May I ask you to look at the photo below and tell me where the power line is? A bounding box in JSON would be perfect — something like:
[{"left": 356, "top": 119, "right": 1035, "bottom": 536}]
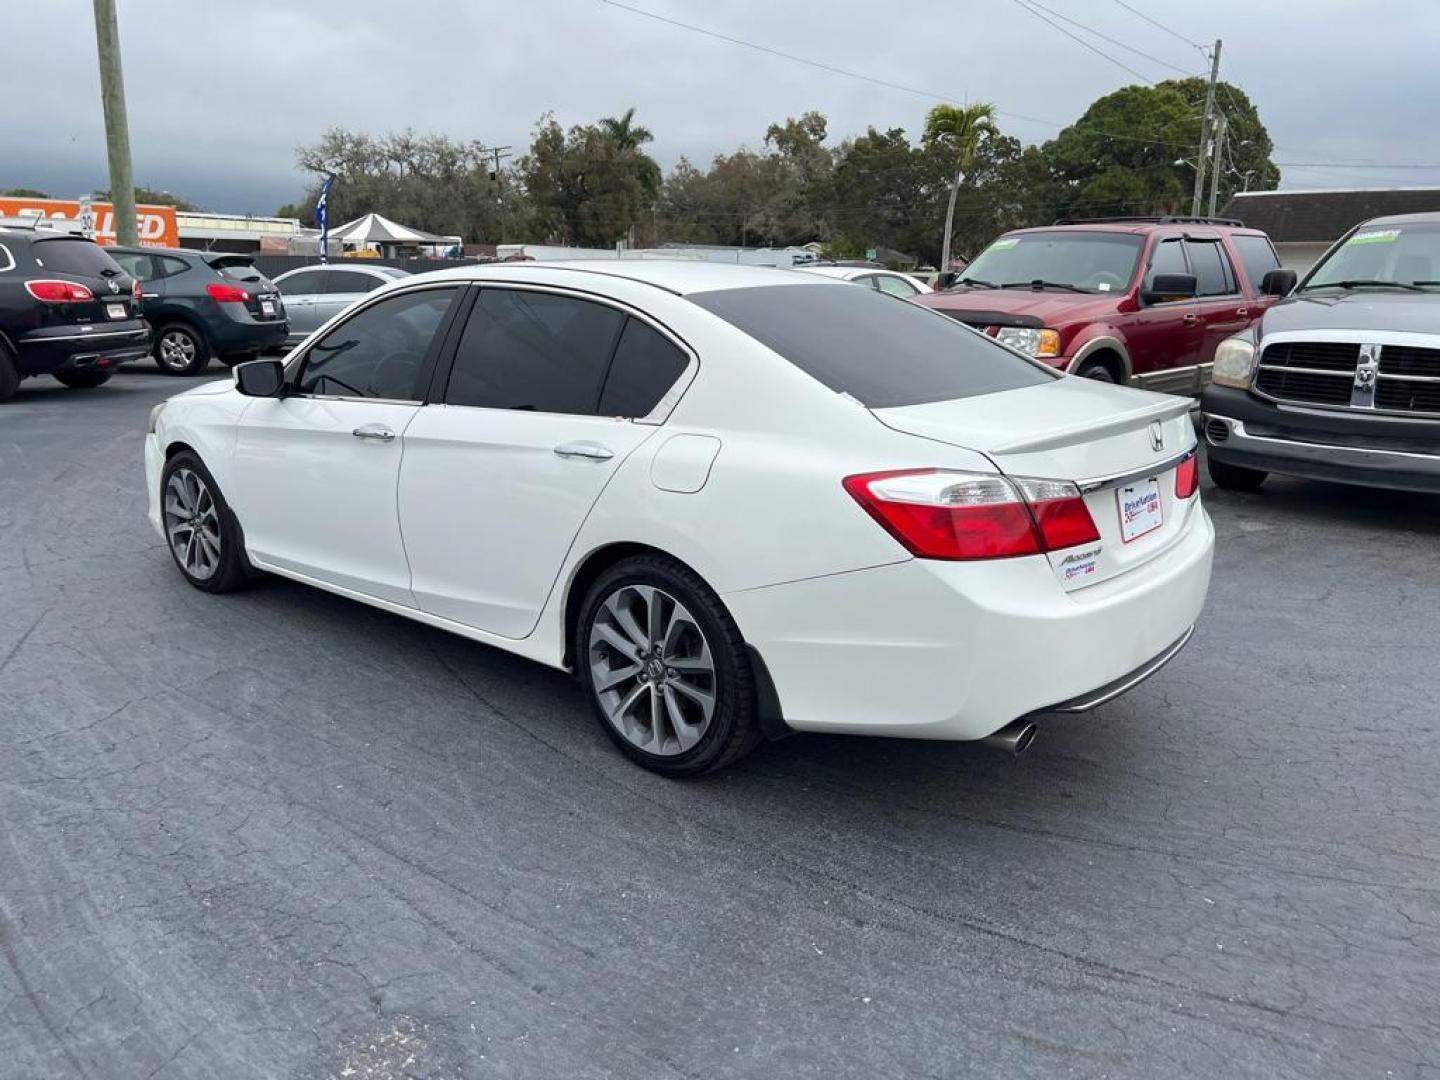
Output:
[
  {"left": 1019, "top": 0, "right": 1199, "bottom": 77},
  {"left": 1009, "top": 0, "right": 1155, "bottom": 84},
  {"left": 1110, "top": 0, "right": 1206, "bottom": 52}
]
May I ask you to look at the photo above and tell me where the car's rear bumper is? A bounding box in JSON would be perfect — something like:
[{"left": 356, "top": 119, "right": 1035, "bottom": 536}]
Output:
[
  {"left": 209, "top": 306, "right": 289, "bottom": 357},
  {"left": 1201, "top": 385, "right": 1440, "bottom": 493},
  {"left": 725, "top": 503, "right": 1214, "bottom": 741},
  {"left": 15, "top": 321, "right": 152, "bottom": 375}
]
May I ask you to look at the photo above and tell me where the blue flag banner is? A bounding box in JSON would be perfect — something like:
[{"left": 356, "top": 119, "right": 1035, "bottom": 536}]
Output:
[{"left": 316, "top": 174, "right": 335, "bottom": 264}]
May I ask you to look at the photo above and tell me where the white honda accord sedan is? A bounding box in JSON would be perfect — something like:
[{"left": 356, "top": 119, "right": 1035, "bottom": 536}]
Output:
[{"left": 144, "top": 260, "right": 1213, "bottom": 776}]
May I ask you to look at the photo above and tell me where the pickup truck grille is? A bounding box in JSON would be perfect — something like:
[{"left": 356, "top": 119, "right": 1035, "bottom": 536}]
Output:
[{"left": 1254, "top": 341, "right": 1440, "bottom": 416}]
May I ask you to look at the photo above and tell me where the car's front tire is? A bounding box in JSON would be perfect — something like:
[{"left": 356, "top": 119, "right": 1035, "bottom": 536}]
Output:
[
  {"left": 54, "top": 369, "right": 113, "bottom": 389},
  {"left": 155, "top": 323, "right": 211, "bottom": 376},
  {"left": 159, "top": 451, "right": 253, "bottom": 593},
  {"left": 1207, "top": 456, "right": 1268, "bottom": 492},
  {"left": 577, "top": 555, "right": 761, "bottom": 777}
]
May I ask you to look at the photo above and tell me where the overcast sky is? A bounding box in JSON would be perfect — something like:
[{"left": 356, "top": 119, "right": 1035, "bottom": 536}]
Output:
[{"left": 5, "top": 0, "right": 1440, "bottom": 215}]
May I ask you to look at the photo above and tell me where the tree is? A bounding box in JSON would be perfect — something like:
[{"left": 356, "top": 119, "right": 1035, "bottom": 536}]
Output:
[
  {"left": 923, "top": 103, "right": 997, "bottom": 270},
  {"left": 1, "top": 187, "right": 50, "bottom": 198},
  {"left": 519, "top": 112, "right": 659, "bottom": 247},
  {"left": 95, "top": 185, "right": 201, "bottom": 210}
]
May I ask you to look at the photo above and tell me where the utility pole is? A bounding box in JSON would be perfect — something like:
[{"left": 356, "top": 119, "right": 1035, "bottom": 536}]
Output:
[
  {"left": 1207, "top": 113, "right": 1228, "bottom": 217},
  {"left": 92, "top": 0, "right": 137, "bottom": 245},
  {"left": 1190, "top": 38, "right": 1222, "bottom": 218}
]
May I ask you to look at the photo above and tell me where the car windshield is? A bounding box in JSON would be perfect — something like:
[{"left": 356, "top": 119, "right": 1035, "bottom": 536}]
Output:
[
  {"left": 690, "top": 283, "right": 1056, "bottom": 409},
  {"left": 1303, "top": 222, "right": 1440, "bottom": 289},
  {"left": 957, "top": 232, "right": 1143, "bottom": 294}
]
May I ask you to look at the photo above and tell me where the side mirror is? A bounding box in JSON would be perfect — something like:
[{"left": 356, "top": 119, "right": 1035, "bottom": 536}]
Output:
[
  {"left": 234, "top": 358, "right": 285, "bottom": 398},
  {"left": 1142, "top": 273, "right": 1198, "bottom": 304},
  {"left": 1261, "top": 268, "right": 1298, "bottom": 297}
]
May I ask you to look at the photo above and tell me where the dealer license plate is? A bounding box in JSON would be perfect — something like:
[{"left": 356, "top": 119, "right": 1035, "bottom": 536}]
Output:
[
  {"left": 106, "top": 302, "right": 128, "bottom": 320},
  {"left": 260, "top": 298, "right": 276, "bottom": 317},
  {"left": 1117, "top": 478, "right": 1163, "bottom": 543}
]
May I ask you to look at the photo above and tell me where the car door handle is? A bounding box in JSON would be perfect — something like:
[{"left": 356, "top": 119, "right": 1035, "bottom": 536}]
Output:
[
  {"left": 1235, "top": 307, "right": 1249, "bottom": 317},
  {"left": 554, "top": 441, "right": 614, "bottom": 461},
  {"left": 352, "top": 424, "right": 395, "bottom": 442},
  {"left": 1182, "top": 312, "right": 1198, "bottom": 324}
]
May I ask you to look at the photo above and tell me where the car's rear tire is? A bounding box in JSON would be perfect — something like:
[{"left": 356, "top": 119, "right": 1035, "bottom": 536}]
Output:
[
  {"left": 159, "top": 451, "right": 252, "bottom": 593},
  {"left": 1075, "top": 360, "right": 1118, "bottom": 383},
  {"left": 0, "top": 346, "right": 18, "bottom": 403},
  {"left": 155, "top": 323, "right": 211, "bottom": 376},
  {"left": 54, "top": 369, "right": 113, "bottom": 389},
  {"left": 1207, "top": 456, "right": 1268, "bottom": 492},
  {"left": 577, "top": 554, "right": 761, "bottom": 777}
]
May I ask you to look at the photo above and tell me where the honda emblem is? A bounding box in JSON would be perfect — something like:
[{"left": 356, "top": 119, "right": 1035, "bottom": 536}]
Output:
[{"left": 1149, "top": 421, "right": 1164, "bottom": 452}]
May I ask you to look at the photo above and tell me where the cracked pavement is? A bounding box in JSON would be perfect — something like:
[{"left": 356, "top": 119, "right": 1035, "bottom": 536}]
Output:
[{"left": 0, "top": 370, "right": 1436, "bottom": 1079}]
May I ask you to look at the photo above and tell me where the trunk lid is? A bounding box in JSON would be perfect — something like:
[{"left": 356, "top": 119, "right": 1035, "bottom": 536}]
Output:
[{"left": 873, "top": 378, "right": 1200, "bottom": 590}]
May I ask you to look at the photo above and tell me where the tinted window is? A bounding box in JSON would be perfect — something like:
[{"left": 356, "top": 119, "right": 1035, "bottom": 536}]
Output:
[
  {"left": 158, "top": 256, "right": 190, "bottom": 278},
  {"left": 108, "top": 251, "right": 154, "bottom": 280},
  {"left": 326, "top": 270, "right": 382, "bottom": 295},
  {"left": 445, "top": 288, "right": 624, "bottom": 414},
  {"left": 0, "top": 244, "right": 13, "bottom": 273},
  {"left": 215, "top": 259, "right": 263, "bottom": 283},
  {"left": 876, "top": 274, "right": 920, "bottom": 297},
  {"left": 297, "top": 287, "right": 456, "bottom": 400},
  {"left": 1144, "top": 238, "right": 1188, "bottom": 293},
  {"left": 691, "top": 283, "right": 1055, "bottom": 409},
  {"left": 279, "top": 270, "right": 326, "bottom": 295},
  {"left": 1185, "top": 239, "right": 1235, "bottom": 296},
  {"left": 32, "top": 238, "right": 120, "bottom": 277},
  {"left": 1232, "top": 234, "right": 1280, "bottom": 288},
  {"left": 599, "top": 318, "right": 689, "bottom": 418}
]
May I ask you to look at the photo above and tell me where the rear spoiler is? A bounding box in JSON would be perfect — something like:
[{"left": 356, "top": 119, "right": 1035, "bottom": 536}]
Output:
[{"left": 986, "top": 395, "right": 1193, "bottom": 455}]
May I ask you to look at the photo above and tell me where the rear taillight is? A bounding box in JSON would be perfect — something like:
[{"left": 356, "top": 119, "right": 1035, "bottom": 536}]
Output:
[
  {"left": 25, "top": 279, "right": 94, "bottom": 303},
  {"left": 843, "top": 469, "right": 1100, "bottom": 560},
  {"left": 1174, "top": 453, "right": 1199, "bottom": 499},
  {"left": 206, "top": 282, "right": 250, "bottom": 303}
]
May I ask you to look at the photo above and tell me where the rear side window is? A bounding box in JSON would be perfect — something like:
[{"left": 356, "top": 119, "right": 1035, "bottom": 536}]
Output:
[
  {"left": 297, "top": 287, "right": 457, "bottom": 400},
  {"left": 31, "top": 238, "right": 120, "bottom": 277},
  {"left": 0, "top": 244, "right": 13, "bottom": 273},
  {"left": 876, "top": 274, "right": 920, "bottom": 298},
  {"left": 599, "top": 318, "right": 689, "bottom": 418},
  {"left": 690, "top": 283, "right": 1054, "bottom": 409},
  {"left": 1232, "top": 234, "right": 1281, "bottom": 288},
  {"left": 158, "top": 256, "right": 190, "bottom": 278},
  {"left": 444, "top": 288, "right": 624, "bottom": 414},
  {"left": 1184, "top": 239, "right": 1237, "bottom": 296},
  {"left": 326, "top": 270, "right": 381, "bottom": 294}
]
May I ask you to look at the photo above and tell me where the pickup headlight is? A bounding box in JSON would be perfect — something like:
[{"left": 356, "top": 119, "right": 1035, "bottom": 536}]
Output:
[
  {"left": 147, "top": 401, "right": 166, "bottom": 434},
  {"left": 996, "top": 327, "right": 1062, "bottom": 358},
  {"left": 1212, "top": 336, "right": 1258, "bottom": 388}
]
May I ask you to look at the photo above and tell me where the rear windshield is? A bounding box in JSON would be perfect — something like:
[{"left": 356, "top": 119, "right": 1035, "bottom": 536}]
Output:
[
  {"left": 209, "top": 256, "right": 265, "bottom": 283},
  {"left": 690, "top": 283, "right": 1056, "bottom": 409},
  {"left": 31, "top": 237, "right": 122, "bottom": 278}
]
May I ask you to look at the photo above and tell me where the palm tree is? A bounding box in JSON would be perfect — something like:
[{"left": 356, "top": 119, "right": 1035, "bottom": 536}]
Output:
[
  {"left": 599, "top": 107, "right": 654, "bottom": 152},
  {"left": 923, "top": 102, "right": 997, "bottom": 271}
]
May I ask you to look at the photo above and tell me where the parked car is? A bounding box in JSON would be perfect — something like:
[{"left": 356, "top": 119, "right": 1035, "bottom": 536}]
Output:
[
  {"left": 144, "top": 262, "right": 1212, "bottom": 776},
  {"left": 106, "top": 246, "right": 288, "bottom": 375},
  {"left": 1201, "top": 210, "right": 1440, "bottom": 492},
  {"left": 919, "top": 216, "right": 1291, "bottom": 394},
  {"left": 0, "top": 224, "right": 150, "bottom": 402},
  {"left": 271, "top": 264, "right": 411, "bottom": 346},
  {"left": 797, "top": 264, "right": 933, "bottom": 297}
]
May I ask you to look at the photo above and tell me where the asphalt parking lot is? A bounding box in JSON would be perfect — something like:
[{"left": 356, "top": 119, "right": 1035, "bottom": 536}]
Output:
[{"left": 1, "top": 369, "right": 1436, "bottom": 1080}]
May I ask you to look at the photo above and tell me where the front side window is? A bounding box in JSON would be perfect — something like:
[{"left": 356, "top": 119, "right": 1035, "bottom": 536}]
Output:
[
  {"left": 444, "top": 288, "right": 624, "bottom": 414},
  {"left": 960, "top": 232, "right": 1144, "bottom": 293},
  {"left": 326, "top": 270, "right": 382, "bottom": 295},
  {"left": 1184, "top": 239, "right": 1237, "bottom": 296},
  {"left": 108, "top": 251, "right": 154, "bottom": 280},
  {"left": 1232, "top": 234, "right": 1281, "bottom": 288},
  {"left": 1304, "top": 222, "right": 1440, "bottom": 289},
  {"left": 1143, "top": 238, "right": 1189, "bottom": 296},
  {"left": 296, "top": 287, "right": 457, "bottom": 400},
  {"left": 691, "top": 283, "right": 1055, "bottom": 409},
  {"left": 599, "top": 318, "right": 690, "bottom": 418}
]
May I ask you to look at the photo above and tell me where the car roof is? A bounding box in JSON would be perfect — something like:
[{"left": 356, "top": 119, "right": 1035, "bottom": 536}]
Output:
[
  {"left": 1356, "top": 211, "right": 1440, "bottom": 227},
  {"left": 403, "top": 259, "right": 833, "bottom": 297},
  {"left": 998, "top": 222, "right": 1269, "bottom": 238}
]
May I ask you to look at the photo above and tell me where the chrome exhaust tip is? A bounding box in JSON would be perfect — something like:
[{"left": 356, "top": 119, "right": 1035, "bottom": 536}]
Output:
[{"left": 979, "top": 719, "right": 1038, "bottom": 755}]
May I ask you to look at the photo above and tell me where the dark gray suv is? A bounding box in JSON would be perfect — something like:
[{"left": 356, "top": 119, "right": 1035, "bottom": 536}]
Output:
[{"left": 107, "top": 246, "right": 288, "bottom": 375}]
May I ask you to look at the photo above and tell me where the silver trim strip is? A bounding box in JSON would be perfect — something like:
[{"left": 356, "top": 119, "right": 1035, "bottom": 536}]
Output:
[
  {"left": 1257, "top": 363, "right": 1355, "bottom": 377},
  {"left": 18, "top": 327, "right": 146, "bottom": 344},
  {"left": 1076, "top": 447, "right": 1194, "bottom": 493},
  {"left": 1377, "top": 371, "right": 1440, "bottom": 383},
  {"left": 1041, "top": 625, "right": 1195, "bottom": 715},
  {"left": 1205, "top": 416, "right": 1440, "bottom": 471}
]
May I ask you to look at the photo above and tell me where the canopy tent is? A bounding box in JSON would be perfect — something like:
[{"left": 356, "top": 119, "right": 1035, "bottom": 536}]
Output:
[{"left": 326, "top": 212, "right": 456, "bottom": 248}]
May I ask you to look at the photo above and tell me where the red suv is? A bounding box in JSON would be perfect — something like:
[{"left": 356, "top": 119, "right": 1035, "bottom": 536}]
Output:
[{"left": 919, "top": 217, "right": 1293, "bottom": 393}]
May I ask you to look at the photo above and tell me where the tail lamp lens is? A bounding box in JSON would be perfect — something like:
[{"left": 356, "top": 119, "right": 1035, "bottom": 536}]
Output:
[
  {"left": 843, "top": 469, "right": 1099, "bottom": 560},
  {"left": 1175, "top": 453, "right": 1199, "bottom": 499},
  {"left": 206, "top": 282, "right": 251, "bottom": 303},
  {"left": 25, "top": 279, "right": 94, "bottom": 302}
]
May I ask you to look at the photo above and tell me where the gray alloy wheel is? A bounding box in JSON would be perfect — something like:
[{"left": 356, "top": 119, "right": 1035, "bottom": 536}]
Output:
[
  {"left": 157, "top": 327, "right": 200, "bottom": 373},
  {"left": 587, "top": 584, "right": 717, "bottom": 756},
  {"left": 163, "top": 467, "right": 223, "bottom": 580}
]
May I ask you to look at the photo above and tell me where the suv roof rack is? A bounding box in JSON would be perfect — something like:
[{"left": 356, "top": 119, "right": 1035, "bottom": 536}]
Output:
[
  {"left": 0, "top": 215, "right": 87, "bottom": 235},
  {"left": 1052, "top": 215, "right": 1245, "bottom": 227}
]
